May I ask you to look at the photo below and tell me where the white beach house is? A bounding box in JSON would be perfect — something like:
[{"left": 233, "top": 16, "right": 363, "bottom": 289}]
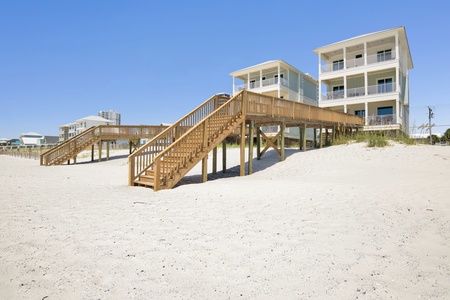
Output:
[
  {"left": 313, "top": 26, "right": 413, "bottom": 133},
  {"left": 230, "top": 60, "right": 318, "bottom": 105},
  {"left": 59, "top": 116, "right": 114, "bottom": 142}
]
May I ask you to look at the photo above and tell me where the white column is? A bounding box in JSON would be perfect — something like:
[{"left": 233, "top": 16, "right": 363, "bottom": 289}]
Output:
[
  {"left": 396, "top": 100, "right": 400, "bottom": 124},
  {"left": 344, "top": 104, "right": 347, "bottom": 113},
  {"left": 395, "top": 32, "right": 399, "bottom": 61},
  {"left": 364, "top": 72, "right": 368, "bottom": 96},
  {"left": 396, "top": 67, "right": 400, "bottom": 94},
  {"left": 260, "top": 70, "right": 262, "bottom": 88},
  {"left": 247, "top": 72, "right": 250, "bottom": 90},
  {"left": 365, "top": 102, "right": 368, "bottom": 125},
  {"left": 318, "top": 53, "right": 322, "bottom": 75},
  {"left": 318, "top": 80, "right": 322, "bottom": 103},
  {"left": 343, "top": 47, "right": 347, "bottom": 69},
  {"left": 344, "top": 75, "right": 347, "bottom": 98},
  {"left": 232, "top": 76, "right": 236, "bottom": 95},
  {"left": 364, "top": 42, "right": 367, "bottom": 65},
  {"left": 277, "top": 63, "right": 281, "bottom": 98}
]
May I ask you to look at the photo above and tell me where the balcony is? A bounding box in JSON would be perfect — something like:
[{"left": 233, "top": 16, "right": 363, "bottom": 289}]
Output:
[
  {"left": 235, "top": 77, "right": 289, "bottom": 91},
  {"left": 321, "top": 83, "right": 397, "bottom": 101},
  {"left": 367, "top": 114, "right": 396, "bottom": 126},
  {"left": 321, "top": 52, "right": 396, "bottom": 73}
]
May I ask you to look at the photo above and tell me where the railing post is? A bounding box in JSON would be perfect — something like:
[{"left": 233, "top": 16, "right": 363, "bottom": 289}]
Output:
[
  {"left": 154, "top": 159, "right": 161, "bottom": 191},
  {"left": 203, "top": 118, "right": 209, "bottom": 151}
]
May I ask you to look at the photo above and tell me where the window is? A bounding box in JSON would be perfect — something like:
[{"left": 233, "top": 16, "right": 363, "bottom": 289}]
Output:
[
  {"left": 274, "top": 74, "right": 284, "bottom": 84},
  {"left": 377, "top": 78, "right": 393, "bottom": 93},
  {"left": 377, "top": 106, "right": 393, "bottom": 116},
  {"left": 377, "top": 49, "right": 392, "bottom": 62},
  {"left": 355, "top": 54, "right": 362, "bottom": 59},
  {"left": 332, "top": 85, "right": 344, "bottom": 99},
  {"left": 333, "top": 59, "right": 344, "bottom": 71},
  {"left": 355, "top": 110, "right": 365, "bottom": 117},
  {"left": 250, "top": 80, "right": 256, "bottom": 89}
]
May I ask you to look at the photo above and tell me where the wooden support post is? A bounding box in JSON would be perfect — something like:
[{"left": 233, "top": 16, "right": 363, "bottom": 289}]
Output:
[
  {"left": 256, "top": 126, "right": 261, "bottom": 160},
  {"left": 91, "top": 144, "right": 94, "bottom": 161},
  {"left": 154, "top": 159, "right": 160, "bottom": 191},
  {"left": 280, "top": 122, "right": 285, "bottom": 161},
  {"left": 98, "top": 141, "right": 102, "bottom": 162},
  {"left": 73, "top": 156, "right": 77, "bottom": 165},
  {"left": 299, "top": 126, "right": 303, "bottom": 150},
  {"left": 240, "top": 121, "right": 246, "bottom": 176},
  {"left": 302, "top": 124, "right": 307, "bottom": 152},
  {"left": 325, "top": 128, "right": 329, "bottom": 146},
  {"left": 212, "top": 146, "right": 217, "bottom": 175},
  {"left": 248, "top": 121, "right": 254, "bottom": 175},
  {"left": 313, "top": 128, "right": 317, "bottom": 149},
  {"left": 319, "top": 125, "right": 323, "bottom": 149},
  {"left": 333, "top": 125, "right": 336, "bottom": 143},
  {"left": 129, "top": 140, "right": 132, "bottom": 155},
  {"left": 202, "top": 156, "right": 208, "bottom": 183},
  {"left": 106, "top": 141, "right": 110, "bottom": 161},
  {"left": 222, "top": 139, "right": 227, "bottom": 173}
]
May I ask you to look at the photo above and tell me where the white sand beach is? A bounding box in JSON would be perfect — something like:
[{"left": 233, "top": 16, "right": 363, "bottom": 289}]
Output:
[{"left": 0, "top": 143, "right": 449, "bottom": 299}]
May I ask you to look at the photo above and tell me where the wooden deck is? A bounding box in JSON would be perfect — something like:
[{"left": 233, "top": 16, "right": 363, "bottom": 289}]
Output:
[
  {"left": 40, "top": 125, "right": 167, "bottom": 166},
  {"left": 129, "top": 91, "right": 364, "bottom": 191}
]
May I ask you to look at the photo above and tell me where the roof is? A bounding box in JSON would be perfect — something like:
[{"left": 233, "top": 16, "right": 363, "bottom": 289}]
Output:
[
  {"left": 313, "top": 26, "right": 413, "bottom": 69},
  {"left": 20, "top": 132, "right": 43, "bottom": 137},
  {"left": 76, "top": 115, "right": 113, "bottom": 123},
  {"left": 229, "top": 60, "right": 317, "bottom": 82}
]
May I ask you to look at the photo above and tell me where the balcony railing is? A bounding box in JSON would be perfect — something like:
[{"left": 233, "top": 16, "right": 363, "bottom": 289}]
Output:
[
  {"left": 321, "top": 52, "right": 396, "bottom": 73},
  {"left": 235, "top": 77, "right": 289, "bottom": 91},
  {"left": 367, "top": 114, "right": 396, "bottom": 126},
  {"left": 321, "top": 83, "right": 397, "bottom": 101}
]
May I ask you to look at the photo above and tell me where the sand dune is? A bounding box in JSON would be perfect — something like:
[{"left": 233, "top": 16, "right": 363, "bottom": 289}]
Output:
[{"left": 0, "top": 143, "right": 449, "bottom": 299}]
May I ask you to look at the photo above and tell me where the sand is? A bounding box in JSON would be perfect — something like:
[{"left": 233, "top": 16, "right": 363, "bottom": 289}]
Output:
[{"left": 0, "top": 143, "right": 449, "bottom": 299}]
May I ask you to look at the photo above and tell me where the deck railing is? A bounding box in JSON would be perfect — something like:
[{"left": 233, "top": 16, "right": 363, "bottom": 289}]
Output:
[
  {"left": 41, "top": 125, "right": 166, "bottom": 166},
  {"left": 321, "top": 52, "right": 396, "bottom": 73},
  {"left": 245, "top": 91, "right": 363, "bottom": 125},
  {"left": 127, "top": 94, "right": 229, "bottom": 186},
  {"left": 41, "top": 126, "right": 100, "bottom": 166},
  {"left": 368, "top": 114, "right": 396, "bottom": 126}
]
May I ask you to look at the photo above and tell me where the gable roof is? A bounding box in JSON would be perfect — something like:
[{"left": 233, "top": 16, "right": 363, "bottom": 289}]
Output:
[{"left": 76, "top": 115, "right": 113, "bottom": 123}]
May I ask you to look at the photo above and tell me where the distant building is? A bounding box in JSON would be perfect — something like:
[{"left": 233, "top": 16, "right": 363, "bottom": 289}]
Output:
[
  {"left": 99, "top": 110, "right": 121, "bottom": 125},
  {"left": 20, "top": 132, "right": 44, "bottom": 145},
  {"left": 59, "top": 115, "right": 114, "bottom": 142}
]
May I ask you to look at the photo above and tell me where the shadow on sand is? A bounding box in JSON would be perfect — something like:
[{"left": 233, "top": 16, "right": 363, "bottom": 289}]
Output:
[{"left": 173, "top": 148, "right": 315, "bottom": 188}]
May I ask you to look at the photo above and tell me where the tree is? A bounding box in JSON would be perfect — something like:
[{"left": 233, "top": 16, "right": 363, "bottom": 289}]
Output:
[{"left": 443, "top": 128, "right": 450, "bottom": 143}]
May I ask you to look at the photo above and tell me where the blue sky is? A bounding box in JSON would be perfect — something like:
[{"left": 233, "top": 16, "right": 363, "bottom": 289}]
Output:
[{"left": 1, "top": 0, "right": 449, "bottom": 138}]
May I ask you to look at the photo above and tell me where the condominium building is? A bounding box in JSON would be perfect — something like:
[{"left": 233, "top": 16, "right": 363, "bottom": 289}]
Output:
[
  {"left": 313, "top": 26, "right": 413, "bottom": 133},
  {"left": 99, "top": 110, "right": 121, "bottom": 125}
]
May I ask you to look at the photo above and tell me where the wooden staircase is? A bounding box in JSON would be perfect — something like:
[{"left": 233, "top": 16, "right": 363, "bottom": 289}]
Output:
[
  {"left": 41, "top": 126, "right": 100, "bottom": 166},
  {"left": 128, "top": 92, "right": 244, "bottom": 190}
]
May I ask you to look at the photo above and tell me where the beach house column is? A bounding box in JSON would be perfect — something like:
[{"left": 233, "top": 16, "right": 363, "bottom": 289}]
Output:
[
  {"left": 260, "top": 70, "right": 262, "bottom": 88},
  {"left": 280, "top": 122, "right": 285, "bottom": 161},
  {"left": 277, "top": 63, "right": 281, "bottom": 98},
  {"left": 240, "top": 121, "right": 246, "bottom": 176},
  {"left": 232, "top": 76, "right": 236, "bottom": 95},
  {"left": 396, "top": 100, "right": 400, "bottom": 125},
  {"left": 256, "top": 126, "right": 261, "bottom": 160},
  {"left": 364, "top": 42, "right": 367, "bottom": 65},
  {"left": 344, "top": 75, "right": 347, "bottom": 99},
  {"left": 222, "top": 139, "right": 227, "bottom": 173},
  {"left": 395, "top": 32, "right": 399, "bottom": 61},
  {"left": 318, "top": 53, "right": 322, "bottom": 75},
  {"left": 343, "top": 47, "right": 347, "bottom": 69}
]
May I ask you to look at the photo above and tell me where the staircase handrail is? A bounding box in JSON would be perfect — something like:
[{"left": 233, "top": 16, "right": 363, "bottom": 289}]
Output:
[
  {"left": 148, "top": 92, "right": 245, "bottom": 190},
  {"left": 40, "top": 126, "right": 100, "bottom": 166},
  {"left": 128, "top": 92, "right": 240, "bottom": 185}
]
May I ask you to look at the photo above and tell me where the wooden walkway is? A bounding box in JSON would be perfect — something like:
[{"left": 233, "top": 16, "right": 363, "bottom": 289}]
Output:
[
  {"left": 129, "top": 91, "right": 363, "bottom": 191},
  {"left": 40, "top": 125, "right": 167, "bottom": 166}
]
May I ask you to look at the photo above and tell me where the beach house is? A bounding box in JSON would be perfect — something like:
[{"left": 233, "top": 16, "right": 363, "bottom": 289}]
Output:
[
  {"left": 59, "top": 116, "right": 114, "bottom": 142},
  {"left": 230, "top": 60, "right": 318, "bottom": 140},
  {"left": 230, "top": 60, "right": 318, "bottom": 105},
  {"left": 313, "top": 26, "right": 413, "bottom": 133}
]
